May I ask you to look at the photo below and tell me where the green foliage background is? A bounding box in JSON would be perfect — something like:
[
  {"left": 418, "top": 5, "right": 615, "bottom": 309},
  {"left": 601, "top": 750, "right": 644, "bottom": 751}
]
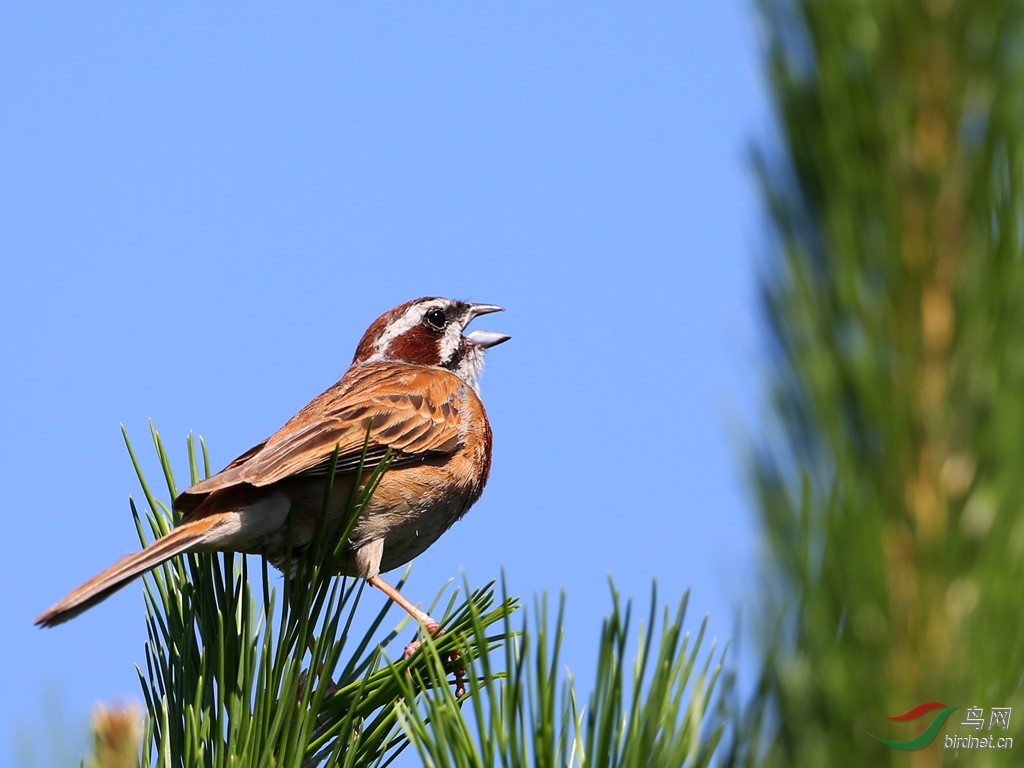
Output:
[{"left": 737, "top": 0, "right": 1024, "bottom": 765}]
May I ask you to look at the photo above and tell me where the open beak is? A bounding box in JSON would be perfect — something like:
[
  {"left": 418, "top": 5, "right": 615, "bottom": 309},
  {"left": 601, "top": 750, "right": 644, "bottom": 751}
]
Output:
[{"left": 465, "top": 303, "right": 511, "bottom": 348}]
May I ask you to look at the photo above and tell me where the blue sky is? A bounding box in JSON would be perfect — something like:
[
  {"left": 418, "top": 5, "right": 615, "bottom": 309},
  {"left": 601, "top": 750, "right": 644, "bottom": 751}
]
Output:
[{"left": 1, "top": 3, "right": 767, "bottom": 764}]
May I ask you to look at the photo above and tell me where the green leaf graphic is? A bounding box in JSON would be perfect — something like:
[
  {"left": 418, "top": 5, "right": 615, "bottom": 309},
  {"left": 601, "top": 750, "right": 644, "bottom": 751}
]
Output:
[{"left": 869, "top": 706, "right": 959, "bottom": 750}]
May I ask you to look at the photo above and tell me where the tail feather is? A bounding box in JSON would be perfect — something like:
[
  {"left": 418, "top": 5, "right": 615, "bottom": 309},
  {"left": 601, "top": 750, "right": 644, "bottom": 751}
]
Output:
[{"left": 34, "top": 515, "right": 224, "bottom": 627}]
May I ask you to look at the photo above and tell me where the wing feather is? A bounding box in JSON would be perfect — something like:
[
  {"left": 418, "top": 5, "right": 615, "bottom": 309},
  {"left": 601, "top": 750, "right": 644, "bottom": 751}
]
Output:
[{"left": 175, "top": 364, "right": 467, "bottom": 507}]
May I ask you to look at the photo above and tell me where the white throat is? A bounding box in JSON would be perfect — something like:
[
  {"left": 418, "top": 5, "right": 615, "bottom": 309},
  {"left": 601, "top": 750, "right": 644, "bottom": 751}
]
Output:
[{"left": 454, "top": 344, "right": 486, "bottom": 392}]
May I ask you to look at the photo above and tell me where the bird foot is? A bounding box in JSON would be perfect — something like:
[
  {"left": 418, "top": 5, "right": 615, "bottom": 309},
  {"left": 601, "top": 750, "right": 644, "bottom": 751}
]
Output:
[
  {"left": 367, "top": 575, "right": 467, "bottom": 696},
  {"left": 403, "top": 623, "right": 467, "bottom": 698},
  {"left": 402, "top": 618, "right": 441, "bottom": 658}
]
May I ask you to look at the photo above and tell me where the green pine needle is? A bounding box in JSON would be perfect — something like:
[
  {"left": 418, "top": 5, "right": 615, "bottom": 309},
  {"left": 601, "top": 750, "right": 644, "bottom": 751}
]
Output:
[{"left": 115, "top": 426, "right": 726, "bottom": 767}]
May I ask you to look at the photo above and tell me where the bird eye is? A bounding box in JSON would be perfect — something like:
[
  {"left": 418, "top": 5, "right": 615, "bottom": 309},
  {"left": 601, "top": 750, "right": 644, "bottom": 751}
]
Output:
[{"left": 423, "top": 308, "right": 447, "bottom": 331}]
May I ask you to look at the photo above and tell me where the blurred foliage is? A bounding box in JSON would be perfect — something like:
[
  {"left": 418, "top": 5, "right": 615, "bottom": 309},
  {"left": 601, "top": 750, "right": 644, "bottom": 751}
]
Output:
[
  {"left": 13, "top": 689, "right": 91, "bottom": 768},
  {"left": 735, "top": 0, "right": 1024, "bottom": 765},
  {"left": 87, "top": 704, "right": 142, "bottom": 768}
]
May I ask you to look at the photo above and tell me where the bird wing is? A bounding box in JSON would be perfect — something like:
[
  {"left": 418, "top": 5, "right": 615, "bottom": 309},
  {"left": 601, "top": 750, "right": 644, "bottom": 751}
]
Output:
[{"left": 174, "top": 364, "right": 468, "bottom": 507}]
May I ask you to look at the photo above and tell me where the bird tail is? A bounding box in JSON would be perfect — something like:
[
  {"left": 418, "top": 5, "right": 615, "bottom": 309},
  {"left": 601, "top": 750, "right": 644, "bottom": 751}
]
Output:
[{"left": 34, "top": 514, "right": 226, "bottom": 627}]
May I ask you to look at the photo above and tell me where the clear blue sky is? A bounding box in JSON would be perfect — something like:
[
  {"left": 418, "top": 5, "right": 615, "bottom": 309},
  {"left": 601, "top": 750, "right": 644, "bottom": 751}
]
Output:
[{"left": 1, "top": 4, "right": 767, "bottom": 764}]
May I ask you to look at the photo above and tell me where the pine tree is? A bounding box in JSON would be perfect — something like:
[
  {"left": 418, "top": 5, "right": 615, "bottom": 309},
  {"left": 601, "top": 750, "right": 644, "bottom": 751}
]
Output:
[{"left": 742, "top": 0, "right": 1024, "bottom": 765}]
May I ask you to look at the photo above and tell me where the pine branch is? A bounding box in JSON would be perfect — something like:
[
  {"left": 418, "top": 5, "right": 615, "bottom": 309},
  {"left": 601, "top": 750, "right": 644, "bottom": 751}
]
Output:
[
  {"left": 123, "top": 425, "right": 518, "bottom": 768},
  {"left": 395, "top": 582, "right": 728, "bottom": 768}
]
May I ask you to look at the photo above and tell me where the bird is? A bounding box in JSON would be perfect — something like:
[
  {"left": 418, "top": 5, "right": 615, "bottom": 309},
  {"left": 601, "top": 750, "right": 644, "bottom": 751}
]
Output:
[{"left": 35, "top": 297, "right": 509, "bottom": 651}]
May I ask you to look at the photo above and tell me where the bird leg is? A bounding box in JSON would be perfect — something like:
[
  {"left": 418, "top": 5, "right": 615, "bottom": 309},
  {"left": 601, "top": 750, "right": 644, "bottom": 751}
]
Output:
[
  {"left": 368, "top": 574, "right": 467, "bottom": 696},
  {"left": 368, "top": 573, "right": 440, "bottom": 645}
]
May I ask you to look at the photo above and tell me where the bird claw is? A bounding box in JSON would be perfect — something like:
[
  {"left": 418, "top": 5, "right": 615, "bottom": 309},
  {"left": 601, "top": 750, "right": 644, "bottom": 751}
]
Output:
[
  {"left": 451, "top": 650, "right": 467, "bottom": 698},
  {"left": 403, "top": 625, "right": 467, "bottom": 698},
  {"left": 402, "top": 637, "right": 425, "bottom": 658},
  {"left": 403, "top": 619, "right": 441, "bottom": 658}
]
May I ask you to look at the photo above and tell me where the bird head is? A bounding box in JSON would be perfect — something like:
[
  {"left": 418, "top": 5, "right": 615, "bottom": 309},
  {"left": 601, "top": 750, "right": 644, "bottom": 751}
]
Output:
[{"left": 352, "top": 297, "right": 510, "bottom": 389}]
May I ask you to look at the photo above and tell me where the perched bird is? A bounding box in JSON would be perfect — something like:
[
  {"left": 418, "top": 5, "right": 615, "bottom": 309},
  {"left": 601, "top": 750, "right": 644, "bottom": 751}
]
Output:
[{"left": 35, "top": 297, "right": 509, "bottom": 647}]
